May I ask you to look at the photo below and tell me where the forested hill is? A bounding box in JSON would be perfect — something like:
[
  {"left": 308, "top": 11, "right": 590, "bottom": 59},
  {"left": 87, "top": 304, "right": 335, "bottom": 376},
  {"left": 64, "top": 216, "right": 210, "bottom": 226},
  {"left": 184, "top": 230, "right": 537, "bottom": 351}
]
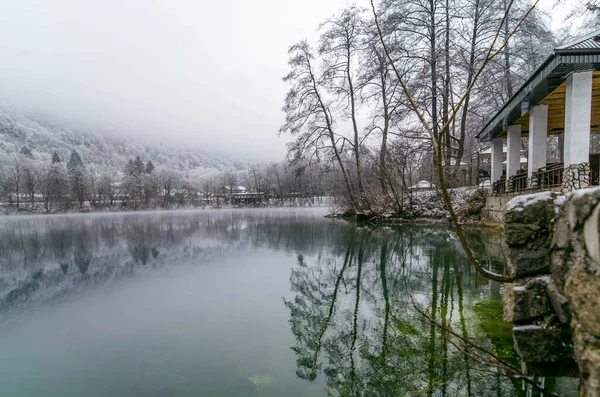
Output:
[{"left": 0, "top": 106, "right": 245, "bottom": 175}]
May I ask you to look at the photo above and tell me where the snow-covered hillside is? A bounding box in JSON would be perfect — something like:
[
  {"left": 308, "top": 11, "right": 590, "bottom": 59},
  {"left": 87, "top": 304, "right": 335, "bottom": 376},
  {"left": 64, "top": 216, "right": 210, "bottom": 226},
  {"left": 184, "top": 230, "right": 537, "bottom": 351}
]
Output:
[{"left": 0, "top": 106, "right": 246, "bottom": 175}]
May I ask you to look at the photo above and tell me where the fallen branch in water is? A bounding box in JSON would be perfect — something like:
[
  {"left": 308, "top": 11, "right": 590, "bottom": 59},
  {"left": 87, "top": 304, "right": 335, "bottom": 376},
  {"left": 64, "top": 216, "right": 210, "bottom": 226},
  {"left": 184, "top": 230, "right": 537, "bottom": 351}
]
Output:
[{"left": 410, "top": 296, "right": 563, "bottom": 397}]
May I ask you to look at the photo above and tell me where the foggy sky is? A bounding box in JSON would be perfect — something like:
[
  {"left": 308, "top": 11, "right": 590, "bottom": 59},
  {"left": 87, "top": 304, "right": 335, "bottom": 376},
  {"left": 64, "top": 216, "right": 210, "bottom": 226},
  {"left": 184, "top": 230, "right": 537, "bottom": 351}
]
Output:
[
  {"left": 0, "top": 1, "right": 569, "bottom": 161},
  {"left": 0, "top": 0, "right": 351, "bottom": 161}
]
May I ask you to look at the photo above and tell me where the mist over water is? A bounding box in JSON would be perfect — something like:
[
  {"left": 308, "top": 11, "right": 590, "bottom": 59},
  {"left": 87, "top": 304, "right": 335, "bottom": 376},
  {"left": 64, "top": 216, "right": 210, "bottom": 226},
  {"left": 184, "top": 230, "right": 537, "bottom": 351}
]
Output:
[{"left": 0, "top": 209, "right": 577, "bottom": 396}]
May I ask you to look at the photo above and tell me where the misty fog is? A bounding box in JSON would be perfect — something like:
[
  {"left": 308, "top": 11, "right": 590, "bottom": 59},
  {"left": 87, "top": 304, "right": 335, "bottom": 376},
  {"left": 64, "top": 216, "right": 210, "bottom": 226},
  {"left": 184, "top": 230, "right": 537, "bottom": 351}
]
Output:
[{"left": 0, "top": 0, "right": 348, "bottom": 161}]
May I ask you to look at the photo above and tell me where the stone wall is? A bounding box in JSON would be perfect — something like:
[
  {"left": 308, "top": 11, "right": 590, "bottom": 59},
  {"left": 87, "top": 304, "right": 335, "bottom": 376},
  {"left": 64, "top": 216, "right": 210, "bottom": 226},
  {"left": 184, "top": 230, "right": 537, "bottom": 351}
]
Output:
[
  {"left": 563, "top": 162, "right": 591, "bottom": 193},
  {"left": 482, "top": 194, "right": 513, "bottom": 223},
  {"left": 482, "top": 187, "right": 563, "bottom": 224},
  {"left": 557, "top": 187, "right": 600, "bottom": 396},
  {"left": 504, "top": 188, "right": 600, "bottom": 396}
]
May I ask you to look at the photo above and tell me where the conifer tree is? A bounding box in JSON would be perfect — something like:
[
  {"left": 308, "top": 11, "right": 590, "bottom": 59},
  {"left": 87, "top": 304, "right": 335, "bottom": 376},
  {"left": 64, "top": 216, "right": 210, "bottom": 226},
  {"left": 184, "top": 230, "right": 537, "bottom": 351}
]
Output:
[
  {"left": 67, "top": 150, "right": 86, "bottom": 206},
  {"left": 48, "top": 157, "right": 67, "bottom": 206},
  {"left": 125, "top": 159, "right": 135, "bottom": 177},
  {"left": 134, "top": 156, "right": 144, "bottom": 177},
  {"left": 146, "top": 160, "right": 155, "bottom": 174},
  {"left": 20, "top": 146, "right": 33, "bottom": 159}
]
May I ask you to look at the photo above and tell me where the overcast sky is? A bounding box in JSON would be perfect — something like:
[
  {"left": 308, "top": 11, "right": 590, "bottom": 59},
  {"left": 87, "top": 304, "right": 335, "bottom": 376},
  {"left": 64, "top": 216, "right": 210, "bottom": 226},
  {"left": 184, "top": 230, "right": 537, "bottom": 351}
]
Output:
[
  {"left": 0, "top": 0, "right": 354, "bottom": 161},
  {"left": 0, "top": 0, "right": 572, "bottom": 161}
]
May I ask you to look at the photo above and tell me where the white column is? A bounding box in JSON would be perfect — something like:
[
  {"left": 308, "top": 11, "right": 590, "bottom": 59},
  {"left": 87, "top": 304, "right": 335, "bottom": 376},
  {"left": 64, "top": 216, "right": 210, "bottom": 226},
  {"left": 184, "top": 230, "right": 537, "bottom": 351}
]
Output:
[
  {"left": 528, "top": 104, "right": 548, "bottom": 178},
  {"left": 491, "top": 137, "right": 503, "bottom": 183},
  {"left": 564, "top": 71, "right": 592, "bottom": 166},
  {"left": 506, "top": 124, "right": 521, "bottom": 178}
]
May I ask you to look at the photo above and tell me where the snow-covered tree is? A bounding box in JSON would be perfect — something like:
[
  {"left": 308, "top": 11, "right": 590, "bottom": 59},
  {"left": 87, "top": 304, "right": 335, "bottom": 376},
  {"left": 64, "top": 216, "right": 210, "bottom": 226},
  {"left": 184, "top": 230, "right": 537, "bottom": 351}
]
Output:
[
  {"left": 97, "top": 174, "right": 114, "bottom": 206},
  {"left": 133, "top": 155, "right": 145, "bottom": 177},
  {"left": 20, "top": 146, "right": 33, "bottom": 159},
  {"left": 48, "top": 158, "right": 68, "bottom": 207},
  {"left": 145, "top": 160, "right": 155, "bottom": 174},
  {"left": 67, "top": 150, "right": 87, "bottom": 207},
  {"left": 22, "top": 160, "right": 37, "bottom": 208},
  {"left": 51, "top": 151, "right": 61, "bottom": 164},
  {"left": 124, "top": 159, "right": 135, "bottom": 177}
]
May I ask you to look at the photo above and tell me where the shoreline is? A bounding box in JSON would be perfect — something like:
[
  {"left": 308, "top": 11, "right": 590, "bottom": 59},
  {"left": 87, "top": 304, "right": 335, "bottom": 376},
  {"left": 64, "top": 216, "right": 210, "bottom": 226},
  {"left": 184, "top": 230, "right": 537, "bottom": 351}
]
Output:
[
  {"left": 1, "top": 203, "right": 503, "bottom": 231},
  {"left": 325, "top": 212, "right": 503, "bottom": 230},
  {"left": 0, "top": 204, "right": 331, "bottom": 217}
]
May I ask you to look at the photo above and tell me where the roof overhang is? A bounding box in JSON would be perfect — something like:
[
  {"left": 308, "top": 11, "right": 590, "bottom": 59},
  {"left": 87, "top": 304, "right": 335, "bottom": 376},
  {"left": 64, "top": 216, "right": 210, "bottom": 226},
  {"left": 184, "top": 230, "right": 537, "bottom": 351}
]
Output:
[{"left": 477, "top": 45, "right": 600, "bottom": 142}]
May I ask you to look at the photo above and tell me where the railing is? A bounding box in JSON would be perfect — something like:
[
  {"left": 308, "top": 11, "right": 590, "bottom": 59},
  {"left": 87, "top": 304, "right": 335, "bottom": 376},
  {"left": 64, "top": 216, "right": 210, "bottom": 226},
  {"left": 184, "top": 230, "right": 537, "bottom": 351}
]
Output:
[
  {"left": 535, "top": 162, "right": 564, "bottom": 188},
  {"left": 493, "top": 163, "right": 565, "bottom": 195},
  {"left": 509, "top": 173, "right": 529, "bottom": 191},
  {"left": 492, "top": 177, "right": 506, "bottom": 194}
]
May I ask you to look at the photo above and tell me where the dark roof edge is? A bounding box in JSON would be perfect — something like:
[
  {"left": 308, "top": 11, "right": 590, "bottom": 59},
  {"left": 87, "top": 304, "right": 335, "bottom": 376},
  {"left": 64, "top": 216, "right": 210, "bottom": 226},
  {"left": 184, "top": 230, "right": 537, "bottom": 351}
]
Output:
[
  {"left": 477, "top": 30, "right": 600, "bottom": 141},
  {"left": 555, "top": 48, "right": 600, "bottom": 54},
  {"left": 475, "top": 53, "right": 556, "bottom": 140}
]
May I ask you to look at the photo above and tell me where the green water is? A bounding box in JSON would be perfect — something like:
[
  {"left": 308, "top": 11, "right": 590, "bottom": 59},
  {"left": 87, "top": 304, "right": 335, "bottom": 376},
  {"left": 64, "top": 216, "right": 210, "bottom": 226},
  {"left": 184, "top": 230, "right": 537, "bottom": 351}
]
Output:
[{"left": 0, "top": 209, "right": 576, "bottom": 396}]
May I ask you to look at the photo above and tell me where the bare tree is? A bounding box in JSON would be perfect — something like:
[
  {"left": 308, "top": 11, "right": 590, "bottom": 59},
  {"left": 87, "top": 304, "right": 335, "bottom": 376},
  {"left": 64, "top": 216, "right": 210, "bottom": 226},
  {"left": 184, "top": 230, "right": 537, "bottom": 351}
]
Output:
[
  {"left": 370, "top": 0, "right": 541, "bottom": 282},
  {"left": 281, "top": 41, "right": 358, "bottom": 210},
  {"left": 319, "top": 6, "right": 368, "bottom": 208}
]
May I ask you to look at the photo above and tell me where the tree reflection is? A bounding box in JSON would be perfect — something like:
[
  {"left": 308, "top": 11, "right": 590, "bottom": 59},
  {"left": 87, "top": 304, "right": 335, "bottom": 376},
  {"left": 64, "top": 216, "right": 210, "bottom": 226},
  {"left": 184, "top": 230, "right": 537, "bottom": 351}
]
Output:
[
  {"left": 72, "top": 225, "right": 92, "bottom": 275},
  {"left": 0, "top": 211, "right": 574, "bottom": 395},
  {"left": 285, "top": 227, "right": 528, "bottom": 397},
  {"left": 285, "top": 230, "right": 357, "bottom": 381},
  {"left": 0, "top": 211, "right": 353, "bottom": 320},
  {"left": 74, "top": 250, "right": 91, "bottom": 275}
]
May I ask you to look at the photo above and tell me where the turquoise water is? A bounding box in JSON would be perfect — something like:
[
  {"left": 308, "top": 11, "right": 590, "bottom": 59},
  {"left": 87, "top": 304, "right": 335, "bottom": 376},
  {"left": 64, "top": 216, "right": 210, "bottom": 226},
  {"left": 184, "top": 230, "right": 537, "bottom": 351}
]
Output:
[{"left": 0, "top": 209, "right": 577, "bottom": 396}]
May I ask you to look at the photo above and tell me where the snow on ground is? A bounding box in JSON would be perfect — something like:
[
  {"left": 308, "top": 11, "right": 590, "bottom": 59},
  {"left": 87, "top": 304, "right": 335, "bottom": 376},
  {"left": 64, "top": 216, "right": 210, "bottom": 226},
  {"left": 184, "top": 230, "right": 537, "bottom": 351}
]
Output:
[
  {"left": 568, "top": 185, "right": 600, "bottom": 199},
  {"left": 553, "top": 194, "right": 568, "bottom": 214},
  {"left": 402, "top": 185, "right": 480, "bottom": 219}
]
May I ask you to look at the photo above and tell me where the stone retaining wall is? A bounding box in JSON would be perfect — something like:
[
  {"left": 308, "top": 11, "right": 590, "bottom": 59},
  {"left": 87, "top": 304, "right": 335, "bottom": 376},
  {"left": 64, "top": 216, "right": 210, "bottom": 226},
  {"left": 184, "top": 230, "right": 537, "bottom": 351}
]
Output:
[
  {"left": 503, "top": 188, "right": 600, "bottom": 396},
  {"left": 563, "top": 162, "right": 591, "bottom": 193},
  {"left": 482, "top": 194, "right": 513, "bottom": 223}
]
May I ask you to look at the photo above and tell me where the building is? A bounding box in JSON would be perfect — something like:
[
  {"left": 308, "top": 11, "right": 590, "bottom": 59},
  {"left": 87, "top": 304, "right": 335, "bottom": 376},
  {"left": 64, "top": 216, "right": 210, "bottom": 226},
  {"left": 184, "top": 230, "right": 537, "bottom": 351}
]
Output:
[
  {"left": 477, "top": 30, "right": 600, "bottom": 194},
  {"left": 232, "top": 192, "right": 265, "bottom": 207}
]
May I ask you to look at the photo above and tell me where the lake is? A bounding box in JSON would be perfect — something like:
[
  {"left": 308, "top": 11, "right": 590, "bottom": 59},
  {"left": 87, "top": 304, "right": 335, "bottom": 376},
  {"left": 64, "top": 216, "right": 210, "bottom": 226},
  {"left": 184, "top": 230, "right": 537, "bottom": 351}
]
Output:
[{"left": 0, "top": 208, "right": 578, "bottom": 396}]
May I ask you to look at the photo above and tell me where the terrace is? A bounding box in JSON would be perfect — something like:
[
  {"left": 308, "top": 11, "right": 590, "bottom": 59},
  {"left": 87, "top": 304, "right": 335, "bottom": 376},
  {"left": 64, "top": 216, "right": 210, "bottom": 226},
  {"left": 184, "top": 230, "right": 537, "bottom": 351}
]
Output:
[{"left": 477, "top": 30, "right": 600, "bottom": 195}]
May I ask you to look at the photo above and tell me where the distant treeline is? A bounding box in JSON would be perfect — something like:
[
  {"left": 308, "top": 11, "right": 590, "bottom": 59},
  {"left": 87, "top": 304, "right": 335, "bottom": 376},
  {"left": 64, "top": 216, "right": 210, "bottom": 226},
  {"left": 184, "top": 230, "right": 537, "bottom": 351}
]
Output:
[{"left": 0, "top": 146, "right": 341, "bottom": 213}]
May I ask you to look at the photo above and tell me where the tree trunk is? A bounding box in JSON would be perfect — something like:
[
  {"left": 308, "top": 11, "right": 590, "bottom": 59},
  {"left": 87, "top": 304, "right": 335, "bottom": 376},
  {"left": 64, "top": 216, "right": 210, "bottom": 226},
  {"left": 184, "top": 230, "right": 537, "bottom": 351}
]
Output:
[
  {"left": 503, "top": 0, "right": 513, "bottom": 98},
  {"left": 346, "top": 40, "right": 365, "bottom": 209},
  {"left": 455, "top": 0, "right": 481, "bottom": 172},
  {"left": 307, "top": 57, "right": 358, "bottom": 210},
  {"left": 443, "top": 0, "right": 452, "bottom": 164},
  {"left": 377, "top": 50, "right": 391, "bottom": 198},
  {"left": 430, "top": 0, "right": 439, "bottom": 143}
]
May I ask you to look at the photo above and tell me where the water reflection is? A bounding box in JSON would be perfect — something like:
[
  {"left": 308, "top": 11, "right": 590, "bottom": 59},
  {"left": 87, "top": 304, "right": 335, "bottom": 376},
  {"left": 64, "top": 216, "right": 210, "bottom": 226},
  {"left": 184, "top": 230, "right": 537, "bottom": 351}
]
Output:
[
  {"left": 0, "top": 210, "right": 578, "bottom": 396},
  {"left": 285, "top": 227, "right": 577, "bottom": 397},
  {"left": 0, "top": 209, "right": 337, "bottom": 320}
]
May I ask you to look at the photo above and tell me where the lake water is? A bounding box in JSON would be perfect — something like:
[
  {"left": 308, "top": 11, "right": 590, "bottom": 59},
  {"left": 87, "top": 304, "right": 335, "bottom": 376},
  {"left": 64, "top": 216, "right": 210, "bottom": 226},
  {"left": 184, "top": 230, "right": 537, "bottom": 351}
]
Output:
[{"left": 0, "top": 208, "right": 578, "bottom": 396}]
